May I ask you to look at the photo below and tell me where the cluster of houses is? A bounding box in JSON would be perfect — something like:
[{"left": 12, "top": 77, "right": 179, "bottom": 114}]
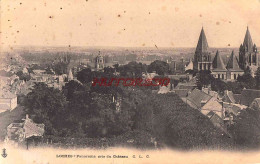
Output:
[
  {"left": 0, "top": 60, "right": 76, "bottom": 113},
  {"left": 156, "top": 26, "right": 260, "bottom": 133},
  {"left": 4, "top": 114, "right": 45, "bottom": 147},
  {"left": 157, "top": 76, "right": 260, "bottom": 134}
]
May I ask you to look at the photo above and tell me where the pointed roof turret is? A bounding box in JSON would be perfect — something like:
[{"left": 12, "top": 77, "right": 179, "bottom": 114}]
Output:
[
  {"left": 195, "top": 27, "right": 209, "bottom": 53},
  {"left": 68, "top": 68, "right": 73, "bottom": 81},
  {"left": 226, "top": 51, "right": 242, "bottom": 71},
  {"left": 212, "top": 50, "right": 226, "bottom": 71},
  {"left": 243, "top": 26, "right": 254, "bottom": 52}
]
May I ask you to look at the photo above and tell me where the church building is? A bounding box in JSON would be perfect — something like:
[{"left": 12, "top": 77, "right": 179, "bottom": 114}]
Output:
[
  {"left": 192, "top": 27, "right": 257, "bottom": 81},
  {"left": 239, "top": 26, "right": 259, "bottom": 70},
  {"left": 95, "top": 51, "right": 105, "bottom": 71},
  {"left": 193, "top": 27, "right": 213, "bottom": 72}
]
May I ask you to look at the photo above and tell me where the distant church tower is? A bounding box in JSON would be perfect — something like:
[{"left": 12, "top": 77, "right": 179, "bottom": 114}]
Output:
[
  {"left": 67, "top": 68, "right": 73, "bottom": 81},
  {"left": 239, "top": 26, "right": 258, "bottom": 70},
  {"left": 193, "top": 27, "right": 212, "bottom": 71},
  {"left": 95, "top": 51, "right": 105, "bottom": 71}
]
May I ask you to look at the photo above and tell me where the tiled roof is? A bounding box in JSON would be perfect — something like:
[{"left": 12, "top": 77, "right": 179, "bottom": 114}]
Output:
[
  {"left": 201, "top": 98, "right": 222, "bottom": 112},
  {"left": 186, "top": 88, "right": 212, "bottom": 109},
  {"left": 173, "top": 89, "right": 189, "bottom": 98},
  {"left": 223, "top": 90, "right": 236, "bottom": 104},
  {"left": 240, "top": 89, "right": 260, "bottom": 106},
  {"left": 212, "top": 51, "right": 226, "bottom": 71},
  {"left": 24, "top": 118, "right": 45, "bottom": 138},
  {"left": 175, "top": 84, "right": 196, "bottom": 90},
  {"left": 158, "top": 86, "right": 170, "bottom": 94},
  {"left": 209, "top": 112, "right": 224, "bottom": 127},
  {"left": 0, "top": 90, "right": 16, "bottom": 99}
]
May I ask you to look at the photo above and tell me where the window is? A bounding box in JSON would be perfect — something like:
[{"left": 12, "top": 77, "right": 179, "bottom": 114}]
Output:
[
  {"left": 218, "top": 74, "right": 220, "bottom": 79},
  {"left": 222, "top": 74, "right": 224, "bottom": 79},
  {"left": 234, "top": 74, "right": 237, "bottom": 79}
]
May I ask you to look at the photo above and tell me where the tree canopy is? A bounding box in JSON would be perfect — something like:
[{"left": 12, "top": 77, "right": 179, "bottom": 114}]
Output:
[
  {"left": 148, "top": 60, "right": 169, "bottom": 75},
  {"left": 229, "top": 108, "right": 260, "bottom": 150}
]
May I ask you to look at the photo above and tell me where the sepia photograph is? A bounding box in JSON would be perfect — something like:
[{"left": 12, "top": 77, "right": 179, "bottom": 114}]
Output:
[{"left": 0, "top": 0, "right": 260, "bottom": 163}]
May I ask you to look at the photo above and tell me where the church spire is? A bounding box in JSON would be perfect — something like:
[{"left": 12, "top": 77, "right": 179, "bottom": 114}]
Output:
[
  {"left": 243, "top": 26, "right": 254, "bottom": 52},
  {"left": 195, "top": 27, "right": 209, "bottom": 53},
  {"left": 226, "top": 51, "right": 241, "bottom": 71},
  {"left": 212, "top": 50, "right": 226, "bottom": 70},
  {"left": 68, "top": 68, "right": 73, "bottom": 81}
]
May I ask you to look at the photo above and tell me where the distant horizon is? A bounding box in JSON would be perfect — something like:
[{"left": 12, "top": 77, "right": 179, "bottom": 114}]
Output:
[
  {"left": 1, "top": 45, "right": 252, "bottom": 54},
  {"left": 2, "top": 45, "right": 248, "bottom": 49}
]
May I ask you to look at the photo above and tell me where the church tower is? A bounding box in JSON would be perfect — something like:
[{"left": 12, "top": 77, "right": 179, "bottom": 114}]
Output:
[
  {"left": 239, "top": 26, "right": 258, "bottom": 70},
  {"left": 67, "top": 68, "right": 73, "bottom": 81},
  {"left": 95, "top": 51, "right": 105, "bottom": 71},
  {"left": 193, "top": 27, "right": 212, "bottom": 71}
]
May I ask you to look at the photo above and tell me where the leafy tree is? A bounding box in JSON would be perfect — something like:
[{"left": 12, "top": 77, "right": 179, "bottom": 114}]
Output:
[
  {"left": 53, "top": 62, "right": 68, "bottom": 75},
  {"left": 16, "top": 70, "right": 23, "bottom": 77},
  {"left": 237, "top": 70, "right": 256, "bottom": 89},
  {"left": 104, "top": 66, "right": 115, "bottom": 75},
  {"left": 63, "top": 80, "right": 85, "bottom": 100},
  {"left": 255, "top": 67, "right": 260, "bottom": 90},
  {"left": 148, "top": 60, "right": 169, "bottom": 75},
  {"left": 76, "top": 68, "right": 92, "bottom": 84},
  {"left": 151, "top": 93, "right": 233, "bottom": 150},
  {"left": 196, "top": 70, "right": 214, "bottom": 90},
  {"left": 211, "top": 78, "right": 228, "bottom": 94},
  {"left": 229, "top": 108, "right": 260, "bottom": 149},
  {"left": 118, "top": 61, "right": 147, "bottom": 77},
  {"left": 226, "top": 81, "right": 244, "bottom": 94},
  {"left": 24, "top": 83, "right": 67, "bottom": 135},
  {"left": 16, "top": 71, "right": 31, "bottom": 81}
]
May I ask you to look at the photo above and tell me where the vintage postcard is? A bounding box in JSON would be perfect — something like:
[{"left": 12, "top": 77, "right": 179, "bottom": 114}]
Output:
[{"left": 0, "top": 0, "right": 260, "bottom": 163}]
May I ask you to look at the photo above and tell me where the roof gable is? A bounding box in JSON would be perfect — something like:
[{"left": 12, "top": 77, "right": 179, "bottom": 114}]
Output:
[
  {"left": 201, "top": 98, "right": 223, "bottom": 112},
  {"left": 23, "top": 118, "right": 44, "bottom": 138},
  {"left": 187, "top": 88, "right": 212, "bottom": 108}
]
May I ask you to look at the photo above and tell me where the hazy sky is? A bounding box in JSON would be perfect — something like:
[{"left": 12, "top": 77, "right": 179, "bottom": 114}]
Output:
[{"left": 1, "top": 0, "right": 260, "bottom": 50}]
